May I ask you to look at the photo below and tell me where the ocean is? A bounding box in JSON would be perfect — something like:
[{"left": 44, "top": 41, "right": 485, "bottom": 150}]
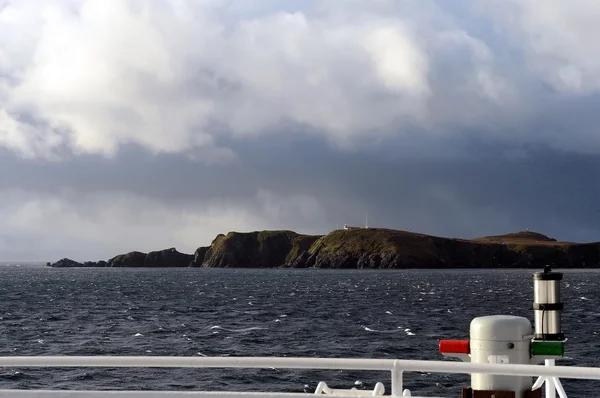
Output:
[{"left": 0, "top": 266, "right": 598, "bottom": 396}]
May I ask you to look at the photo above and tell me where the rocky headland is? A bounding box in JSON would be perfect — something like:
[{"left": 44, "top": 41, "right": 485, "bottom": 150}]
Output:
[{"left": 47, "top": 228, "right": 600, "bottom": 269}]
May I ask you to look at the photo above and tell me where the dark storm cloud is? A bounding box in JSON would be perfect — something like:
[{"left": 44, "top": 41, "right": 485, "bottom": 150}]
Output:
[{"left": 3, "top": 134, "right": 599, "bottom": 252}]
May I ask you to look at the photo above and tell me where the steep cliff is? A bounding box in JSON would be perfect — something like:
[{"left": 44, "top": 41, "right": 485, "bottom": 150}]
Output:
[
  {"left": 303, "top": 228, "right": 440, "bottom": 268},
  {"left": 189, "top": 246, "right": 210, "bottom": 267},
  {"left": 200, "top": 230, "right": 317, "bottom": 268}
]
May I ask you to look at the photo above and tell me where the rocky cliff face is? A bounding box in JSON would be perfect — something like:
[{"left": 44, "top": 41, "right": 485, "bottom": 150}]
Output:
[
  {"left": 189, "top": 246, "right": 209, "bottom": 267},
  {"left": 303, "top": 229, "right": 439, "bottom": 268},
  {"left": 48, "top": 228, "right": 600, "bottom": 269},
  {"left": 199, "top": 230, "right": 311, "bottom": 268},
  {"left": 283, "top": 234, "right": 321, "bottom": 268}
]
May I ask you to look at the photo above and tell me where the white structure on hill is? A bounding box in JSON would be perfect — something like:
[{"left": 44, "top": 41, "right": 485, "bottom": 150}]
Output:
[{"left": 343, "top": 213, "right": 369, "bottom": 230}]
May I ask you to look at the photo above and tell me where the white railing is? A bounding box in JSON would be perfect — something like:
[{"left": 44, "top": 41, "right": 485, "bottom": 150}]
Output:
[
  {"left": 1, "top": 356, "right": 599, "bottom": 397},
  {"left": 0, "top": 393, "right": 424, "bottom": 398}
]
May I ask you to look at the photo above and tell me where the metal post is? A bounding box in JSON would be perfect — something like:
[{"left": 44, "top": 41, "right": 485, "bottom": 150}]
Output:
[
  {"left": 545, "top": 360, "right": 556, "bottom": 398},
  {"left": 391, "top": 362, "right": 403, "bottom": 396},
  {"left": 531, "top": 376, "right": 545, "bottom": 390},
  {"left": 552, "top": 377, "right": 568, "bottom": 398}
]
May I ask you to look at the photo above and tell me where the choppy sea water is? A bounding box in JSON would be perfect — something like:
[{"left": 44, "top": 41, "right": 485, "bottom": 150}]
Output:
[{"left": 0, "top": 266, "right": 598, "bottom": 396}]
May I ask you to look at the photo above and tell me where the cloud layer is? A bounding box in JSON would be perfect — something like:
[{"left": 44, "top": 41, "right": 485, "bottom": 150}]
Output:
[
  {"left": 2, "top": 0, "right": 600, "bottom": 261},
  {"left": 3, "top": 0, "right": 599, "bottom": 160}
]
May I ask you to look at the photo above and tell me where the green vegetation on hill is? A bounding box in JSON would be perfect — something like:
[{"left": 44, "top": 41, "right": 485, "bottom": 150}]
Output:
[{"left": 474, "top": 231, "right": 561, "bottom": 244}]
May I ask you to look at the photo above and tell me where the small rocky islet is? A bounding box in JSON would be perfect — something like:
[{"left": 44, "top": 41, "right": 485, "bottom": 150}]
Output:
[{"left": 48, "top": 228, "right": 600, "bottom": 269}]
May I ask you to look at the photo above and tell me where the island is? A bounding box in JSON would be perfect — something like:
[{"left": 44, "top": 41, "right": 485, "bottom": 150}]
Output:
[{"left": 47, "top": 228, "right": 600, "bottom": 269}]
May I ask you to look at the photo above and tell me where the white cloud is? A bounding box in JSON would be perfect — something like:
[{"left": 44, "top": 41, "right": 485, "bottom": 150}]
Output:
[
  {"left": 0, "top": 109, "right": 66, "bottom": 159},
  {"left": 483, "top": 0, "right": 600, "bottom": 94},
  {"left": 5, "top": 0, "right": 220, "bottom": 157},
  {"left": 2, "top": 0, "right": 600, "bottom": 160},
  {"left": 0, "top": 0, "right": 478, "bottom": 160},
  {"left": 362, "top": 25, "right": 429, "bottom": 95}
]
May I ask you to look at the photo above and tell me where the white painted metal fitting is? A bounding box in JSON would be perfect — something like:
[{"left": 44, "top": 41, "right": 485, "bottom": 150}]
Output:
[{"left": 470, "top": 315, "right": 533, "bottom": 398}]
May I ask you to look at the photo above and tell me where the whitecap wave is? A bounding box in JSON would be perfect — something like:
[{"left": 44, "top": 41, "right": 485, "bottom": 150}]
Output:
[
  {"left": 209, "top": 325, "right": 267, "bottom": 332},
  {"left": 362, "top": 326, "right": 403, "bottom": 334}
]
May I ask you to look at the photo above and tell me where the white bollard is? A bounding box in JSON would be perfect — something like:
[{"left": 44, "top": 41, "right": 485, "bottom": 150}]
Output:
[{"left": 470, "top": 315, "right": 533, "bottom": 398}]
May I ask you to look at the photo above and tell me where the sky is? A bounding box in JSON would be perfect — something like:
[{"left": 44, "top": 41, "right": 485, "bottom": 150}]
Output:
[{"left": 2, "top": 0, "right": 600, "bottom": 261}]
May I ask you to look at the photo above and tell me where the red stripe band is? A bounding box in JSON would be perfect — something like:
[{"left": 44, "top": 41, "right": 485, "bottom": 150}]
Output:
[{"left": 439, "top": 340, "right": 470, "bottom": 354}]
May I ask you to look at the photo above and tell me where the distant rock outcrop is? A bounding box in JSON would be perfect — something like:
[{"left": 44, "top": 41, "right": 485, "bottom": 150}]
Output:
[
  {"left": 145, "top": 248, "right": 193, "bottom": 267},
  {"left": 104, "top": 249, "right": 193, "bottom": 267},
  {"left": 48, "top": 258, "right": 109, "bottom": 267},
  {"left": 48, "top": 228, "right": 600, "bottom": 269},
  {"left": 49, "top": 258, "right": 83, "bottom": 267},
  {"left": 83, "top": 260, "right": 108, "bottom": 267},
  {"left": 108, "top": 251, "right": 147, "bottom": 267}
]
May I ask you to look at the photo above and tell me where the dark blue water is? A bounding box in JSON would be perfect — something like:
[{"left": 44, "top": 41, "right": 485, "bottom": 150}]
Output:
[{"left": 0, "top": 266, "right": 598, "bottom": 396}]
